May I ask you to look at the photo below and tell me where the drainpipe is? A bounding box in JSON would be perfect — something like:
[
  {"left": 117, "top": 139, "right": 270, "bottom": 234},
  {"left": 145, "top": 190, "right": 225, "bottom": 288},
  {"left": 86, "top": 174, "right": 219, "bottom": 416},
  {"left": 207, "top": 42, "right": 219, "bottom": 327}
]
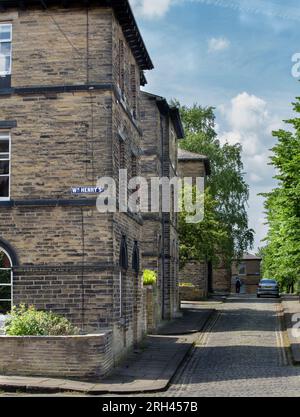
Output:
[{"left": 160, "top": 114, "right": 166, "bottom": 320}]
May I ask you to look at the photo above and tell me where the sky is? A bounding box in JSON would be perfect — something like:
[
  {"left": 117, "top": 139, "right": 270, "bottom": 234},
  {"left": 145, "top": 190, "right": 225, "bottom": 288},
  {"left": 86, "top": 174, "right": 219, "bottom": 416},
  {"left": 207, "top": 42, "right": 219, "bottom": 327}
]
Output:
[{"left": 129, "top": 0, "right": 300, "bottom": 252}]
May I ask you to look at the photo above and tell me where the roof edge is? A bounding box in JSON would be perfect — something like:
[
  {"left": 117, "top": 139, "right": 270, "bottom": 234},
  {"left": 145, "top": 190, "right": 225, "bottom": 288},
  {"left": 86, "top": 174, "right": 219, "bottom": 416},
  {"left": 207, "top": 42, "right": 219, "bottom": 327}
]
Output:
[
  {"left": 0, "top": 0, "right": 154, "bottom": 71},
  {"left": 178, "top": 148, "right": 211, "bottom": 176},
  {"left": 142, "top": 91, "right": 185, "bottom": 139}
]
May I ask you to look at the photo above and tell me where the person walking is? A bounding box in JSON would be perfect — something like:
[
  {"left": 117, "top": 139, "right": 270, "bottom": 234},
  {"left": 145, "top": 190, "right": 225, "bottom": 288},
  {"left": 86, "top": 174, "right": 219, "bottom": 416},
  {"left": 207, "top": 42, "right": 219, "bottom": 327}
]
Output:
[{"left": 235, "top": 277, "right": 241, "bottom": 294}]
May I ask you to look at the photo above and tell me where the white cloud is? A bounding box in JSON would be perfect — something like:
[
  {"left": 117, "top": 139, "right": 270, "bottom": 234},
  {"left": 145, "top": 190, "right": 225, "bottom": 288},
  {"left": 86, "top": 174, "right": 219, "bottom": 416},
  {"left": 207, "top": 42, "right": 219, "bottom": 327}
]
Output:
[
  {"left": 129, "top": 0, "right": 175, "bottom": 18},
  {"left": 130, "top": 0, "right": 300, "bottom": 22},
  {"left": 218, "top": 92, "right": 283, "bottom": 158},
  {"left": 217, "top": 92, "right": 286, "bottom": 250},
  {"left": 208, "top": 37, "right": 230, "bottom": 52}
]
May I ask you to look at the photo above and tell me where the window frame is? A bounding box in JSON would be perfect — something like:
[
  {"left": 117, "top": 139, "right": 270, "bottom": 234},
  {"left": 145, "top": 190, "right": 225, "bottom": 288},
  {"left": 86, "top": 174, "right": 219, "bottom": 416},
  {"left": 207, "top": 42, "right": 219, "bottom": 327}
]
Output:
[
  {"left": 0, "top": 247, "right": 13, "bottom": 315},
  {"left": 0, "top": 23, "right": 12, "bottom": 77},
  {"left": 238, "top": 262, "right": 246, "bottom": 276},
  {"left": 0, "top": 131, "right": 11, "bottom": 201}
]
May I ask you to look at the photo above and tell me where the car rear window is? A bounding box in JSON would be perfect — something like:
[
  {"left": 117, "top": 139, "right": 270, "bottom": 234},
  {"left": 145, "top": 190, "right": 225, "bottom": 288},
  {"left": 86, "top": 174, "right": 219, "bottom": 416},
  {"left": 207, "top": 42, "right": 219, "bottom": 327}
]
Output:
[{"left": 261, "top": 279, "right": 277, "bottom": 284}]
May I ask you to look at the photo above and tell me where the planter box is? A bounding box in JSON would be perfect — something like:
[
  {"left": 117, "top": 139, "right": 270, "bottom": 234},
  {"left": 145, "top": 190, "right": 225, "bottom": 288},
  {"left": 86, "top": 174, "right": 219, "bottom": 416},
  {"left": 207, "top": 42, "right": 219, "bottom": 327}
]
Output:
[{"left": 0, "top": 331, "right": 113, "bottom": 381}]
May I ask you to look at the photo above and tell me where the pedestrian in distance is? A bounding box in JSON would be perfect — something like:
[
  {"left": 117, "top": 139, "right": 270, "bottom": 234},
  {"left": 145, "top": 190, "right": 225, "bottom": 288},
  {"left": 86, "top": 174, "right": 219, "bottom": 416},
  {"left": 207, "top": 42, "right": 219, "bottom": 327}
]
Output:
[{"left": 235, "top": 277, "right": 241, "bottom": 294}]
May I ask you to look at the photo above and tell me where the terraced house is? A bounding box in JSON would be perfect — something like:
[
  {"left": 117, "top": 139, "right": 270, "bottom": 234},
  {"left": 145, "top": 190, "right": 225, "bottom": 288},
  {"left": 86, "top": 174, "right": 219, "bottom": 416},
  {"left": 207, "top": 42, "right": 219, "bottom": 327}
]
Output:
[
  {"left": 140, "top": 92, "right": 184, "bottom": 326},
  {"left": 0, "top": 0, "right": 182, "bottom": 364}
]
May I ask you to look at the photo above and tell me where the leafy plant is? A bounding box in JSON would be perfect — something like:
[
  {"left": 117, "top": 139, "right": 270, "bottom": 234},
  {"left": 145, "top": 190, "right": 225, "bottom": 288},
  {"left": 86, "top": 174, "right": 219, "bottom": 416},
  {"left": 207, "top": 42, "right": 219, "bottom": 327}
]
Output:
[
  {"left": 4, "top": 304, "right": 79, "bottom": 336},
  {"left": 143, "top": 270, "right": 157, "bottom": 286},
  {"left": 174, "top": 102, "right": 253, "bottom": 268},
  {"left": 261, "top": 96, "right": 300, "bottom": 292}
]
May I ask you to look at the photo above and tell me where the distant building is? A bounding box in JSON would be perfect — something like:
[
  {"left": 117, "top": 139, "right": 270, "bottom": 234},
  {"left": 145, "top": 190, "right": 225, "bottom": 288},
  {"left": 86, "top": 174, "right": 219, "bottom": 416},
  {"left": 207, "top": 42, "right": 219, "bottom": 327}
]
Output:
[
  {"left": 231, "top": 253, "right": 262, "bottom": 294},
  {"left": 177, "top": 148, "right": 211, "bottom": 299}
]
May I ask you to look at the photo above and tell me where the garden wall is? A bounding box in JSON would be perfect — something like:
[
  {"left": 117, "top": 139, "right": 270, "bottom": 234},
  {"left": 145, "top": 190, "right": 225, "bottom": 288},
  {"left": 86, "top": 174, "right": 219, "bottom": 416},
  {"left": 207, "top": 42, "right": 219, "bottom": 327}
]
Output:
[{"left": 0, "top": 331, "right": 113, "bottom": 381}]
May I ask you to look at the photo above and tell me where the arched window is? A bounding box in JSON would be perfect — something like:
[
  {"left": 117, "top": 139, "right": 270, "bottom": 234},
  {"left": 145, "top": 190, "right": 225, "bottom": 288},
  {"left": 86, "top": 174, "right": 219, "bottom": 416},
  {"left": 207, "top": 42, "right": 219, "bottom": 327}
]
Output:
[
  {"left": 132, "top": 241, "right": 140, "bottom": 275},
  {"left": 119, "top": 235, "right": 128, "bottom": 271},
  {"left": 119, "top": 235, "right": 128, "bottom": 319},
  {"left": 0, "top": 248, "right": 12, "bottom": 315}
]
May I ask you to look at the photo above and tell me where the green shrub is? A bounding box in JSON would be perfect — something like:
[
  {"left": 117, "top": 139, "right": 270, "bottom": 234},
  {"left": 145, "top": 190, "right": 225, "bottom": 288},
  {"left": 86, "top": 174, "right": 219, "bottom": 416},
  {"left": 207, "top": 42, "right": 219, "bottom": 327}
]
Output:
[
  {"left": 4, "top": 304, "right": 79, "bottom": 336},
  {"left": 143, "top": 269, "right": 157, "bottom": 286}
]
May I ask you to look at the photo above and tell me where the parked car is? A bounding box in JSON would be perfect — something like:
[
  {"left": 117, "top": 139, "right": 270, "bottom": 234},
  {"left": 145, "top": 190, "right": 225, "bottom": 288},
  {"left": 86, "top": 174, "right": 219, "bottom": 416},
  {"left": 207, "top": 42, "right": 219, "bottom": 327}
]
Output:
[{"left": 257, "top": 279, "right": 280, "bottom": 298}]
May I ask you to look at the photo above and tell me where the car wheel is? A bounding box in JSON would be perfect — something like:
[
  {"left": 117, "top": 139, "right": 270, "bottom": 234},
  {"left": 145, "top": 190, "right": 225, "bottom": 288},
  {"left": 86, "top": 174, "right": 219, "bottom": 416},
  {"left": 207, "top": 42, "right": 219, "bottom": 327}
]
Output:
[{"left": 257, "top": 294, "right": 260, "bottom": 298}]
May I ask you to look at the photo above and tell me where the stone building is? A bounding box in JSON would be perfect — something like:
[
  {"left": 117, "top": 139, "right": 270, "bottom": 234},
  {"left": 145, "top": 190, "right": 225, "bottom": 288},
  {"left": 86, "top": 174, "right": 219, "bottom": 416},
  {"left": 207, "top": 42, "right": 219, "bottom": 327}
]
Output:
[
  {"left": 0, "top": 0, "right": 160, "bottom": 362},
  {"left": 177, "top": 148, "right": 211, "bottom": 299},
  {"left": 231, "top": 253, "right": 262, "bottom": 294},
  {"left": 140, "top": 92, "right": 184, "bottom": 326}
]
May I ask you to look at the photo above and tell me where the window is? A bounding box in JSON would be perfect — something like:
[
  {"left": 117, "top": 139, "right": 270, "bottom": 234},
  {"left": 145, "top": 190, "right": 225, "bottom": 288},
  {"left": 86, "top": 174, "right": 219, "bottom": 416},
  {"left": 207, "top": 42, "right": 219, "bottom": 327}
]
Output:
[
  {"left": 130, "top": 64, "right": 137, "bottom": 118},
  {"left": 132, "top": 241, "right": 140, "bottom": 275},
  {"left": 118, "top": 40, "right": 125, "bottom": 93},
  {"left": 119, "top": 140, "right": 125, "bottom": 170},
  {"left": 0, "top": 248, "right": 12, "bottom": 315},
  {"left": 0, "top": 132, "right": 10, "bottom": 199},
  {"left": 131, "top": 153, "right": 137, "bottom": 178},
  {"left": 238, "top": 262, "right": 246, "bottom": 275},
  {"left": 119, "top": 236, "right": 128, "bottom": 318},
  {"left": 0, "top": 24, "right": 12, "bottom": 76}
]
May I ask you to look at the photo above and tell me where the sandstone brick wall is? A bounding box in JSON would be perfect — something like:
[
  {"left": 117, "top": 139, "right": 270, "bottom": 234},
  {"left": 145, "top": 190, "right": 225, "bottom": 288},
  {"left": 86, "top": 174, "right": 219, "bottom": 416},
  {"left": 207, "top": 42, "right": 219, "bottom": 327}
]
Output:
[
  {"left": 140, "top": 92, "right": 180, "bottom": 323},
  {"left": 144, "top": 285, "right": 160, "bottom": 334},
  {"left": 179, "top": 260, "right": 208, "bottom": 299},
  {"left": 212, "top": 264, "right": 231, "bottom": 293},
  {"left": 0, "top": 3, "right": 146, "bottom": 363},
  {"left": 112, "top": 14, "right": 141, "bottom": 119},
  {"left": 178, "top": 159, "right": 206, "bottom": 179},
  {"left": 178, "top": 156, "right": 209, "bottom": 298},
  {"left": 8, "top": 7, "right": 113, "bottom": 87},
  {"left": 0, "top": 332, "right": 113, "bottom": 380},
  {"left": 0, "top": 90, "right": 112, "bottom": 200}
]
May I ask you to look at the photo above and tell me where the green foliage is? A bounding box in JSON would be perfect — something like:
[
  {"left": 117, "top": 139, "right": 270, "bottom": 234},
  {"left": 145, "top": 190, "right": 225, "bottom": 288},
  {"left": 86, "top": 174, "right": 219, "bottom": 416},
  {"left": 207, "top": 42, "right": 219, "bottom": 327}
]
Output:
[
  {"left": 261, "top": 97, "right": 300, "bottom": 292},
  {"left": 142, "top": 270, "right": 157, "bottom": 286},
  {"left": 4, "top": 304, "right": 79, "bottom": 336},
  {"left": 179, "top": 283, "right": 195, "bottom": 287},
  {"left": 177, "top": 103, "right": 254, "bottom": 267}
]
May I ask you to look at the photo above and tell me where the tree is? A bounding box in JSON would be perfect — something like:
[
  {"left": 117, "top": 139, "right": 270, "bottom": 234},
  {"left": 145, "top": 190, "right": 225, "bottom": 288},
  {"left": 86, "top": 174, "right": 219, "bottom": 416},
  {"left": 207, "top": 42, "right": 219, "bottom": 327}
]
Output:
[
  {"left": 261, "top": 96, "right": 300, "bottom": 292},
  {"left": 178, "top": 103, "right": 254, "bottom": 268}
]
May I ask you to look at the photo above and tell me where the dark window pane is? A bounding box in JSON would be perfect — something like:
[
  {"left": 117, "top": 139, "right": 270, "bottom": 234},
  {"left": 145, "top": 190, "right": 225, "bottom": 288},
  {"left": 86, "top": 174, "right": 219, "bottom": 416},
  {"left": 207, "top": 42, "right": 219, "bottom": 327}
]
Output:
[
  {"left": 0, "top": 139, "right": 9, "bottom": 153},
  {"left": 0, "top": 251, "right": 10, "bottom": 268},
  {"left": 0, "top": 300, "right": 11, "bottom": 315},
  {"left": 0, "top": 176, "right": 9, "bottom": 197},
  {"left": 0, "top": 251, "right": 11, "bottom": 268},
  {"left": 0, "top": 270, "right": 10, "bottom": 284},
  {"left": 0, "top": 161, "right": 9, "bottom": 175},
  {"left": 0, "top": 285, "right": 11, "bottom": 300}
]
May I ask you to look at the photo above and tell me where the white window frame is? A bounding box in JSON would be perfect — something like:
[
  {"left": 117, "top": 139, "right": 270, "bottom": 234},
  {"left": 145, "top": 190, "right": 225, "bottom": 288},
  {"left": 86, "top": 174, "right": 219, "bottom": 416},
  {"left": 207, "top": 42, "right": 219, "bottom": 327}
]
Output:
[
  {"left": 0, "top": 131, "right": 11, "bottom": 201},
  {"left": 0, "top": 23, "right": 12, "bottom": 76},
  {"left": 0, "top": 247, "right": 13, "bottom": 314}
]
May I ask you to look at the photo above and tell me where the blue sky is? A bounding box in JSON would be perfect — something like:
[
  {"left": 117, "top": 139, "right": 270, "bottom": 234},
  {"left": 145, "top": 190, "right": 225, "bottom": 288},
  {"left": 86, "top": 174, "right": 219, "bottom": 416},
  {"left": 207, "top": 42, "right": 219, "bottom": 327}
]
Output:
[{"left": 129, "top": 0, "right": 300, "bottom": 252}]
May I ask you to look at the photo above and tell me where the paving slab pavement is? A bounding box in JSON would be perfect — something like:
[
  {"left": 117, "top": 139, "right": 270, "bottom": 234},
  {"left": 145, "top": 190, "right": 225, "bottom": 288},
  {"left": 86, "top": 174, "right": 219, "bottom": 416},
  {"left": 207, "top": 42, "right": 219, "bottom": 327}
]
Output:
[
  {"left": 0, "top": 303, "right": 216, "bottom": 395},
  {"left": 281, "top": 295, "right": 300, "bottom": 364}
]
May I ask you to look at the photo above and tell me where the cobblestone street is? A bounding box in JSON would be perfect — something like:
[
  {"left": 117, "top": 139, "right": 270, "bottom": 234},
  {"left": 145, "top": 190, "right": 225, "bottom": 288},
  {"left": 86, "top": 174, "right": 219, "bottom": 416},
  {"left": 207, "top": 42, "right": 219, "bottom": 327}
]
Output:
[
  {"left": 2, "top": 295, "right": 300, "bottom": 398},
  {"left": 162, "top": 295, "right": 300, "bottom": 397}
]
